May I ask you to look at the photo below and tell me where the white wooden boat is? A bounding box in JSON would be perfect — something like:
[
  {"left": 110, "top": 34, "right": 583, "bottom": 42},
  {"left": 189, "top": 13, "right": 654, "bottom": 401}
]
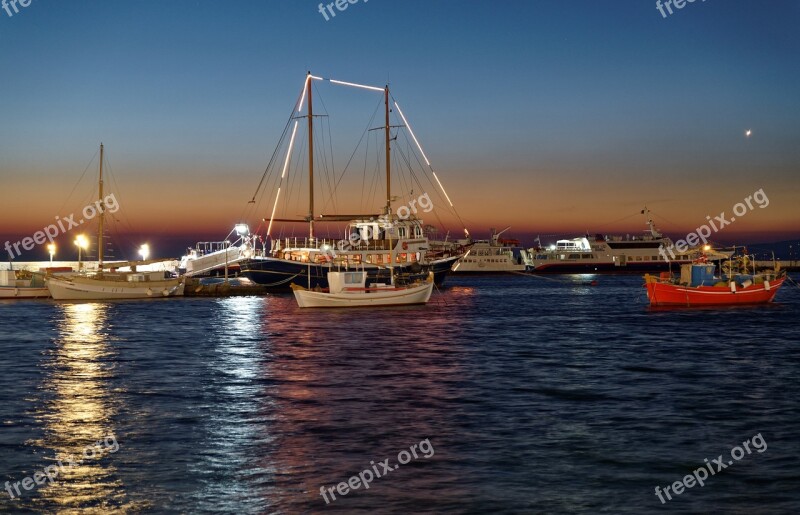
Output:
[
  {"left": 0, "top": 270, "right": 50, "bottom": 299},
  {"left": 46, "top": 272, "right": 184, "bottom": 300},
  {"left": 292, "top": 270, "right": 433, "bottom": 308},
  {"left": 44, "top": 144, "right": 186, "bottom": 301}
]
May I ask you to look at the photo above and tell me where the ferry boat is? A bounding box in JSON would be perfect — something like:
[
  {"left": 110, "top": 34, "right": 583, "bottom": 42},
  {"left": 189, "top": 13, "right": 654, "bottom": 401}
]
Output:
[
  {"left": 524, "top": 210, "right": 700, "bottom": 273},
  {"left": 238, "top": 73, "right": 466, "bottom": 291},
  {"left": 644, "top": 254, "right": 787, "bottom": 306},
  {"left": 452, "top": 227, "right": 525, "bottom": 273}
]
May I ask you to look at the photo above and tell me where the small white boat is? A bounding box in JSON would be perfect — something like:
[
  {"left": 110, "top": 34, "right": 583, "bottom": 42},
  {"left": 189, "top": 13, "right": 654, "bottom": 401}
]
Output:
[
  {"left": 46, "top": 272, "right": 185, "bottom": 301},
  {"left": 0, "top": 270, "right": 50, "bottom": 299},
  {"left": 292, "top": 270, "right": 433, "bottom": 308}
]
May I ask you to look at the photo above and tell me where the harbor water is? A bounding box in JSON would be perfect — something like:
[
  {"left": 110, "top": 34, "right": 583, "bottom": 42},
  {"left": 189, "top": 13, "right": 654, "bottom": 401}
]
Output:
[{"left": 1, "top": 275, "right": 799, "bottom": 513}]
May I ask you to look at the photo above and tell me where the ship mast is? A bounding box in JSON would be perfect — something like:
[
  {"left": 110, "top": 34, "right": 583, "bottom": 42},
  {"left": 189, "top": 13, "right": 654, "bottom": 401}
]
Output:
[
  {"left": 384, "top": 85, "right": 391, "bottom": 218},
  {"left": 98, "top": 143, "right": 104, "bottom": 267},
  {"left": 307, "top": 72, "right": 315, "bottom": 239}
]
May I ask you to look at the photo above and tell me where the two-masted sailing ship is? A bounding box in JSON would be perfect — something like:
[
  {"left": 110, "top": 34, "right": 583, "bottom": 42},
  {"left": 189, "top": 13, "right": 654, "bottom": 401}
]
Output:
[{"left": 238, "top": 73, "right": 468, "bottom": 290}]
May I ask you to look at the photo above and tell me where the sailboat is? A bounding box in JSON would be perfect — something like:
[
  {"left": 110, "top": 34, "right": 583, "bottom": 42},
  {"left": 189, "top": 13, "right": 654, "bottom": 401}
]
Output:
[
  {"left": 45, "top": 144, "right": 186, "bottom": 300},
  {"left": 238, "top": 73, "right": 467, "bottom": 291}
]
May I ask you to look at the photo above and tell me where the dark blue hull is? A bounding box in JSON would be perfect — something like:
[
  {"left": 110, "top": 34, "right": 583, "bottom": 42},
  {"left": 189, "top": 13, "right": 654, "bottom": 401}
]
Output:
[{"left": 240, "top": 256, "right": 459, "bottom": 291}]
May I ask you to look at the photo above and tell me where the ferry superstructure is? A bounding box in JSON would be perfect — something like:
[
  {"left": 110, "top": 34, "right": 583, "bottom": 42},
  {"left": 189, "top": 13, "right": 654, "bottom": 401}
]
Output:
[
  {"left": 452, "top": 227, "right": 525, "bottom": 273},
  {"left": 523, "top": 213, "right": 694, "bottom": 273}
]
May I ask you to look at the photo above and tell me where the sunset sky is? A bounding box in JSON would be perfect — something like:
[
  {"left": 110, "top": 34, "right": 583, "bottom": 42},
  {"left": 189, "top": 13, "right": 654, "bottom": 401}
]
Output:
[{"left": 1, "top": 1, "right": 799, "bottom": 261}]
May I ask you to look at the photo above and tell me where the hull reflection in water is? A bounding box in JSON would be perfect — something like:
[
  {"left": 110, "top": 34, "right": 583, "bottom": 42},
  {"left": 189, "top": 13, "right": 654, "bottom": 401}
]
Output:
[{"left": 31, "top": 303, "right": 134, "bottom": 512}]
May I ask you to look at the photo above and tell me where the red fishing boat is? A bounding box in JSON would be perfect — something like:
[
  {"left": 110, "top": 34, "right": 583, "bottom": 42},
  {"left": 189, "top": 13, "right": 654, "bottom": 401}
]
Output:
[{"left": 644, "top": 256, "right": 787, "bottom": 307}]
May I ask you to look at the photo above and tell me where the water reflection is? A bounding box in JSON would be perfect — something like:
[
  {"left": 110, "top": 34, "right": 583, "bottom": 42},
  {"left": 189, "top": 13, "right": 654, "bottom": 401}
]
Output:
[
  {"left": 190, "top": 296, "right": 272, "bottom": 511},
  {"left": 32, "top": 302, "right": 129, "bottom": 512},
  {"left": 257, "top": 293, "right": 472, "bottom": 511}
]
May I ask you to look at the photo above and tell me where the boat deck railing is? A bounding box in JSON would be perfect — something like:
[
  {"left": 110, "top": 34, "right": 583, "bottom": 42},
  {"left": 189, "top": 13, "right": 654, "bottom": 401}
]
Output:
[{"left": 271, "top": 237, "right": 403, "bottom": 253}]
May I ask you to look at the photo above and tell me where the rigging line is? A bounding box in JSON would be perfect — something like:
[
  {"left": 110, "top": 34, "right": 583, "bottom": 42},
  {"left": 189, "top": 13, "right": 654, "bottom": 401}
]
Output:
[
  {"left": 396, "top": 133, "right": 441, "bottom": 208},
  {"left": 644, "top": 209, "right": 682, "bottom": 229},
  {"left": 57, "top": 147, "right": 99, "bottom": 216},
  {"left": 317, "top": 116, "right": 338, "bottom": 216},
  {"left": 394, "top": 145, "right": 449, "bottom": 231},
  {"left": 321, "top": 96, "right": 383, "bottom": 214},
  {"left": 314, "top": 80, "right": 337, "bottom": 212},
  {"left": 319, "top": 115, "right": 337, "bottom": 215},
  {"left": 360, "top": 126, "right": 371, "bottom": 212},
  {"left": 104, "top": 153, "right": 137, "bottom": 234},
  {"left": 245, "top": 81, "right": 302, "bottom": 210},
  {"left": 592, "top": 211, "right": 642, "bottom": 231},
  {"left": 389, "top": 93, "right": 469, "bottom": 231}
]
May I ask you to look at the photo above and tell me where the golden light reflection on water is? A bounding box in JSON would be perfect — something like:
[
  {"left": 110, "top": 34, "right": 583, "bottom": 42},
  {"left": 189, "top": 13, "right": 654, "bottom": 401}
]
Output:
[{"left": 32, "top": 302, "right": 133, "bottom": 513}]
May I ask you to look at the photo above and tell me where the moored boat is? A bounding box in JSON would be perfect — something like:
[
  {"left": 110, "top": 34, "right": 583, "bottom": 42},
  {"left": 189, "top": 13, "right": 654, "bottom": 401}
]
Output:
[
  {"left": 644, "top": 255, "right": 786, "bottom": 306},
  {"left": 452, "top": 227, "right": 526, "bottom": 273},
  {"left": 46, "top": 272, "right": 185, "bottom": 300},
  {"left": 238, "top": 73, "right": 468, "bottom": 291},
  {"left": 44, "top": 144, "right": 185, "bottom": 301},
  {"left": 291, "top": 270, "right": 433, "bottom": 308},
  {"left": 0, "top": 270, "right": 50, "bottom": 299},
  {"left": 524, "top": 209, "right": 729, "bottom": 273}
]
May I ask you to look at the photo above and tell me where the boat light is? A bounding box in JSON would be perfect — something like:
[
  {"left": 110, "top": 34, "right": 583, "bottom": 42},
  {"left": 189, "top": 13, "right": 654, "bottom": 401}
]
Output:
[
  {"left": 235, "top": 224, "right": 250, "bottom": 236},
  {"left": 74, "top": 234, "right": 89, "bottom": 250},
  {"left": 139, "top": 244, "right": 150, "bottom": 261},
  {"left": 328, "top": 78, "right": 384, "bottom": 92},
  {"left": 394, "top": 101, "right": 431, "bottom": 166}
]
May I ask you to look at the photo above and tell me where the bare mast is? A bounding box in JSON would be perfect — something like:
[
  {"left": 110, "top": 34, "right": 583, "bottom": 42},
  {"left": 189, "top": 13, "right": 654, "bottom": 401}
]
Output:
[{"left": 98, "top": 143, "right": 104, "bottom": 267}]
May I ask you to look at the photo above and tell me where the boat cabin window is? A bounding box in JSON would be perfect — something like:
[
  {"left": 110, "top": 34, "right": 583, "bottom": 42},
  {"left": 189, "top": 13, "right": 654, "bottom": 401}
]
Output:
[{"left": 344, "top": 272, "right": 362, "bottom": 284}]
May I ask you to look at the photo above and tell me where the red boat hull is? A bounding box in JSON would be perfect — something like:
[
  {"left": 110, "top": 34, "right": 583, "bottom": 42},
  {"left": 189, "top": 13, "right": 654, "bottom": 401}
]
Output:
[{"left": 645, "top": 276, "right": 786, "bottom": 306}]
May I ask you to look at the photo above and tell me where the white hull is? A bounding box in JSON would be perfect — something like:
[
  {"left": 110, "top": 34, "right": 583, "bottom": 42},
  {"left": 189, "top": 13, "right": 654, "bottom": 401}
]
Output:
[
  {"left": 46, "top": 275, "right": 185, "bottom": 300},
  {"left": 454, "top": 260, "right": 525, "bottom": 273},
  {"left": 181, "top": 246, "right": 250, "bottom": 277},
  {"left": 0, "top": 286, "right": 51, "bottom": 299},
  {"left": 293, "top": 282, "right": 433, "bottom": 308}
]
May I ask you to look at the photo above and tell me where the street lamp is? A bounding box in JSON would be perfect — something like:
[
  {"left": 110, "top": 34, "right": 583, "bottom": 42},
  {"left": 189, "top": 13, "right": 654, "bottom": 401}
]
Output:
[
  {"left": 139, "top": 244, "right": 150, "bottom": 261},
  {"left": 74, "top": 235, "right": 88, "bottom": 270},
  {"left": 47, "top": 243, "right": 56, "bottom": 264}
]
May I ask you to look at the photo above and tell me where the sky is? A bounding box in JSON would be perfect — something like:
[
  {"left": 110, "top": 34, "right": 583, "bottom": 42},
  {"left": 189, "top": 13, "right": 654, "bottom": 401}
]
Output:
[{"left": 1, "top": 0, "right": 799, "bottom": 260}]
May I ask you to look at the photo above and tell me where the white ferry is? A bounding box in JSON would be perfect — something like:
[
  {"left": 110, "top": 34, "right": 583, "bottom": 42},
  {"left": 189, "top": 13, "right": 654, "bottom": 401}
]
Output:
[
  {"left": 522, "top": 212, "right": 696, "bottom": 273},
  {"left": 452, "top": 227, "right": 525, "bottom": 273}
]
